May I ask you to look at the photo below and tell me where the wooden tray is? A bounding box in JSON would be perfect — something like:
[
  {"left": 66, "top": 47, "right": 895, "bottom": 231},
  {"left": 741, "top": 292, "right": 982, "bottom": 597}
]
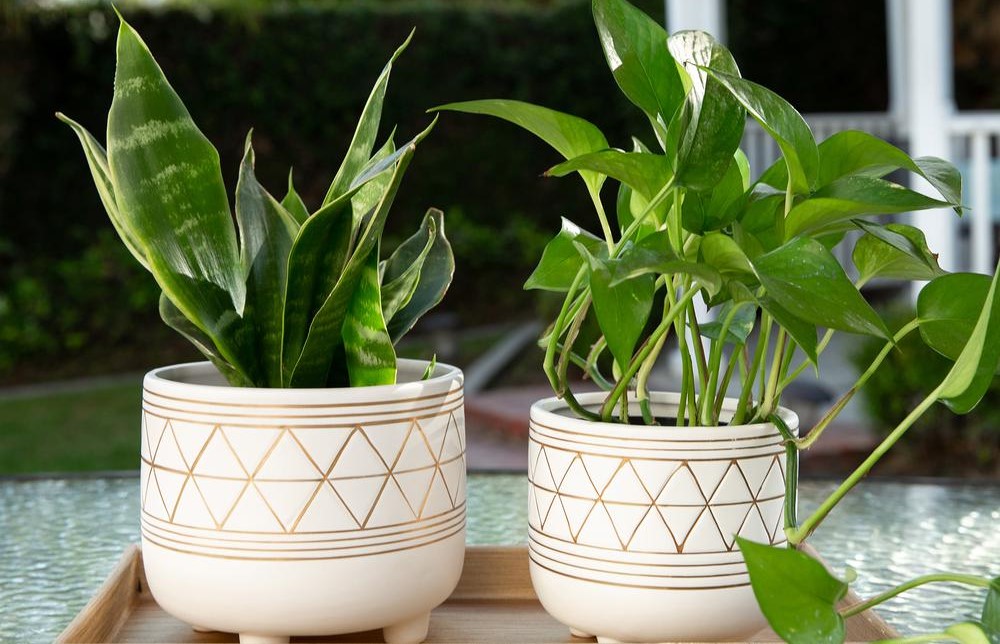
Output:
[{"left": 57, "top": 545, "right": 896, "bottom": 643}]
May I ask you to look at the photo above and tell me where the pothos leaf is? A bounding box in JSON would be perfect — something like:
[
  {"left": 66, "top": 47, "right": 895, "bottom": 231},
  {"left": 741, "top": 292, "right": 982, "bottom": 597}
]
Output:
[{"left": 525, "top": 218, "right": 605, "bottom": 292}]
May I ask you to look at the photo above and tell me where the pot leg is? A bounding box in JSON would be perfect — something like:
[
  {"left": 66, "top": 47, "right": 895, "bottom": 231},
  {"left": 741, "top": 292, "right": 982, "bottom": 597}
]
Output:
[
  {"left": 569, "top": 627, "right": 594, "bottom": 638},
  {"left": 383, "top": 612, "right": 431, "bottom": 644},
  {"left": 596, "top": 637, "right": 622, "bottom": 644},
  {"left": 191, "top": 626, "right": 214, "bottom": 633},
  {"left": 238, "top": 635, "right": 289, "bottom": 644}
]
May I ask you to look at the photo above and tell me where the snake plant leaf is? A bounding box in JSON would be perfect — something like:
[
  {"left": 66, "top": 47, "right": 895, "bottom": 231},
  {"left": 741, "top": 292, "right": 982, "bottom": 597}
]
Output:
[
  {"left": 784, "top": 175, "right": 952, "bottom": 240},
  {"left": 578, "top": 243, "right": 655, "bottom": 371},
  {"left": 704, "top": 68, "right": 818, "bottom": 195},
  {"left": 351, "top": 133, "right": 396, "bottom": 233},
  {"left": 158, "top": 293, "right": 250, "bottom": 387},
  {"left": 380, "top": 212, "right": 437, "bottom": 324},
  {"left": 982, "top": 577, "right": 1000, "bottom": 644},
  {"left": 525, "top": 218, "right": 605, "bottom": 292},
  {"left": 56, "top": 113, "right": 149, "bottom": 270},
  {"left": 754, "top": 237, "right": 889, "bottom": 339},
  {"left": 700, "top": 301, "right": 757, "bottom": 345},
  {"left": 322, "top": 31, "right": 412, "bottom": 207},
  {"left": 608, "top": 231, "right": 722, "bottom": 296},
  {"left": 547, "top": 150, "right": 672, "bottom": 201},
  {"left": 852, "top": 220, "right": 945, "bottom": 284},
  {"left": 592, "top": 0, "right": 687, "bottom": 147},
  {"left": 343, "top": 246, "right": 397, "bottom": 387},
  {"left": 917, "top": 273, "right": 991, "bottom": 362},
  {"left": 386, "top": 209, "right": 454, "bottom": 343},
  {"left": 281, "top": 169, "right": 309, "bottom": 226},
  {"left": 667, "top": 31, "right": 745, "bottom": 190},
  {"left": 737, "top": 538, "right": 848, "bottom": 644},
  {"left": 759, "top": 130, "right": 963, "bottom": 213},
  {"left": 433, "top": 99, "right": 608, "bottom": 199},
  {"left": 236, "top": 134, "right": 299, "bottom": 387},
  {"left": 682, "top": 149, "right": 750, "bottom": 234},
  {"left": 920, "top": 265, "right": 1000, "bottom": 414},
  {"left": 289, "top": 145, "right": 416, "bottom": 387},
  {"left": 945, "top": 623, "right": 992, "bottom": 644},
  {"left": 107, "top": 18, "right": 247, "bottom": 357}
]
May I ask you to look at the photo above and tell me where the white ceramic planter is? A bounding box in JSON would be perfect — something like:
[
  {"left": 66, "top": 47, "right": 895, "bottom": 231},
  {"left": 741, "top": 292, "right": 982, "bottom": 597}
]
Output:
[
  {"left": 139, "top": 359, "right": 466, "bottom": 644},
  {"left": 528, "top": 392, "right": 797, "bottom": 643}
]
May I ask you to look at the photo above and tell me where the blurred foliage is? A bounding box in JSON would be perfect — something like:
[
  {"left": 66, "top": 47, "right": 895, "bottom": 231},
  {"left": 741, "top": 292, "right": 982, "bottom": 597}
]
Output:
[{"left": 852, "top": 307, "right": 1000, "bottom": 477}]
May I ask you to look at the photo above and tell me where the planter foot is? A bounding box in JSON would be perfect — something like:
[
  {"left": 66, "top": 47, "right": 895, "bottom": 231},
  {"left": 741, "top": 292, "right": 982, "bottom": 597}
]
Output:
[
  {"left": 596, "top": 637, "right": 622, "bottom": 644},
  {"left": 569, "top": 628, "right": 593, "bottom": 639},
  {"left": 383, "top": 612, "right": 431, "bottom": 644},
  {"left": 238, "top": 635, "right": 289, "bottom": 644}
]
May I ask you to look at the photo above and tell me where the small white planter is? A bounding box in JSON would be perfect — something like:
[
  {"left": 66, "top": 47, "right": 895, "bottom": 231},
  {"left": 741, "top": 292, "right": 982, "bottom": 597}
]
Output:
[
  {"left": 139, "top": 360, "right": 466, "bottom": 644},
  {"left": 528, "top": 392, "right": 797, "bottom": 643}
]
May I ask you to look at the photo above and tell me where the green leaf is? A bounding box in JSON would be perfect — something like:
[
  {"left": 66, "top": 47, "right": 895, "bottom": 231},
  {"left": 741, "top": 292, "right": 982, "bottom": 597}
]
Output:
[
  {"left": 609, "top": 231, "right": 723, "bottom": 296},
  {"left": 433, "top": 99, "right": 608, "bottom": 198},
  {"left": 592, "top": 0, "right": 686, "bottom": 146},
  {"left": 758, "top": 295, "right": 818, "bottom": 365},
  {"left": 681, "top": 150, "right": 750, "bottom": 233},
  {"left": 737, "top": 538, "right": 848, "bottom": 644},
  {"left": 547, "top": 149, "right": 672, "bottom": 201},
  {"left": 982, "top": 577, "right": 1000, "bottom": 644},
  {"left": 754, "top": 237, "right": 889, "bottom": 338},
  {"left": 761, "top": 130, "right": 963, "bottom": 213},
  {"left": 931, "top": 262, "right": 1000, "bottom": 414},
  {"left": 946, "top": 623, "right": 992, "bottom": 644},
  {"left": 158, "top": 293, "right": 250, "bottom": 387},
  {"left": 668, "top": 31, "right": 746, "bottom": 190},
  {"left": 785, "top": 175, "right": 952, "bottom": 239},
  {"left": 385, "top": 208, "right": 455, "bottom": 343},
  {"left": 289, "top": 145, "right": 417, "bottom": 387},
  {"left": 56, "top": 113, "right": 149, "bottom": 270},
  {"left": 106, "top": 17, "right": 249, "bottom": 371},
  {"left": 344, "top": 246, "right": 397, "bottom": 387},
  {"left": 918, "top": 273, "right": 992, "bottom": 362},
  {"left": 281, "top": 169, "right": 310, "bottom": 226},
  {"left": 701, "top": 301, "right": 756, "bottom": 345},
  {"left": 351, "top": 132, "right": 397, "bottom": 231},
  {"left": 579, "top": 244, "right": 655, "bottom": 370},
  {"left": 525, "top": 218, "right": 605, "bottom": 292},
  {"left": 235, "top": 134, "right": 299, "bottom": 387},
  {"left": 380, "top": 212, "right": 438, "bottom": 324},
  {"left": 704, "top": 68, "right": 818, "bottom": 194},
  {"left": 700, "top": 232, "right": 754, "bottom": 277},
  {"left": 852, "top": 221, "right": 945, "bottom": 283},
  {"left": 322, "top": 30, "right": 412, "bottom": 207}
]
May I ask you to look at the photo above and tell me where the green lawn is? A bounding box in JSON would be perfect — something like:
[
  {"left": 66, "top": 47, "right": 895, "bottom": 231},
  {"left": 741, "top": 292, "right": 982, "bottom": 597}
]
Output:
[{"left": 0, "top": 383, "right": 142, "bottom": 474}]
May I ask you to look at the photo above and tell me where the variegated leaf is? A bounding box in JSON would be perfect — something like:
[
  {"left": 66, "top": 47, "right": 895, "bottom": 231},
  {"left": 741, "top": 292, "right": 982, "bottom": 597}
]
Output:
[{"left": 344, "top": 246, "right": 397, "bottom": 386}]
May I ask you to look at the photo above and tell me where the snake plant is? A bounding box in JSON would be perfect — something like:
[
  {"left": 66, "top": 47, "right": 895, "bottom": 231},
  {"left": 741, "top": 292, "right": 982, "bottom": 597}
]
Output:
[{"left": 58, "top": 15, "right": 452, "bottom": 389}]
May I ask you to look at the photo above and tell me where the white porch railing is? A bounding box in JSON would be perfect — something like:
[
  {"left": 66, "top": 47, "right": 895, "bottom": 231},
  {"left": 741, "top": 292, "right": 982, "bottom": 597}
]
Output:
[{"left": 741, "top": 111, "right": 1000, "bottom": 277}]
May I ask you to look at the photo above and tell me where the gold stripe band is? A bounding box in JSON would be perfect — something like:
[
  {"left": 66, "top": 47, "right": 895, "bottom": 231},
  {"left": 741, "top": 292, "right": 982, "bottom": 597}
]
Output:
[
  {"left": 143, "top": 386, "right": 462, "bottom": 409},
  {"left": 529, "top": 438, "right": 783, "bottom": 462},
  {"left": 530, "top": 418, "right": 788, "bottom": 443},
  {"left": 528, "top": 525, "right": 787, "bottom": 556},
  {"left": 142, "top": 394, "right": 464, "bottom": 420},
  {"left": 528, "top": 542, "right": 749, "bottom": 580},
  {"left": 528, "top": 553, "right": 753, "bottom": 591},
  {"left": 142, "top": 402, "right": 464, "bottom": 429},
  {"left": 527, "top": 534, "right": 750, "bottom": 569}
]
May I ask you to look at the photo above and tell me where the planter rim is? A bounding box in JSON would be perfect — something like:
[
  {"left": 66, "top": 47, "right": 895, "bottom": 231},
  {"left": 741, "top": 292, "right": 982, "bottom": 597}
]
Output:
[
  {"left": 143, "top": 359, "right": 462, "bottom": 406},
  {"left": 530, "top": 391, "right": 798, "bottom": 440}
]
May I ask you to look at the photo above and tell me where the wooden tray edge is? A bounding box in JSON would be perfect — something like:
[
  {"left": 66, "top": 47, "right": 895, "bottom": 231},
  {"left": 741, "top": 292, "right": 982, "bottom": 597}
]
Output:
[{"left": 57, "top": 544, "right": 142, "bottom": 644}]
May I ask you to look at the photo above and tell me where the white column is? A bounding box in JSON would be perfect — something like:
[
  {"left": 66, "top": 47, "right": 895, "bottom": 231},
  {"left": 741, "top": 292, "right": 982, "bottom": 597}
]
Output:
[
  {"left": 904, "top": 0, "right": 958, "bottom": 295},
  {"left": 666, "top": 0, "right": 726, "bottom": 40},
  {"left": 886, "top": 0, "right": 908, "bottom": 125}
]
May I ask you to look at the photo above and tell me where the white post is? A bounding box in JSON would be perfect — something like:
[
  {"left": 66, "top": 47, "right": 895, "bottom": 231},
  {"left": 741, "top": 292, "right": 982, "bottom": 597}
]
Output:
[
  {"left": 904, "top": 0, "right": 958, "bottom": 296},
  {"left": 666, "top": 0, "right": 726, "bottom": 40},
  {"left": 886, "top": 0, "right": 908, "bottom": 127}
]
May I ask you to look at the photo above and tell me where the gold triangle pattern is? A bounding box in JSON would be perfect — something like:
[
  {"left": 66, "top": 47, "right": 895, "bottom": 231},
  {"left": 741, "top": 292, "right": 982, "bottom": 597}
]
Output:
[
  {"left": 142, "top": 410, "right": 465, "bottom": 534},
  {"left": 529, "top": 443, "right": 786, "bottom": 554}
]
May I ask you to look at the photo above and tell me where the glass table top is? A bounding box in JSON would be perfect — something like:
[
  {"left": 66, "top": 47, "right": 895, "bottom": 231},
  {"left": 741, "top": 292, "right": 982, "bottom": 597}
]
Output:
[{"left": 0, "top": 474, "right": 997, "bottom": 642}]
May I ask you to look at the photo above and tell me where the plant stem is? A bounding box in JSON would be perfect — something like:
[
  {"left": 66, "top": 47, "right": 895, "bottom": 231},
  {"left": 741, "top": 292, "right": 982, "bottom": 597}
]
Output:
[
  {"left": 584, "top": 337, "right": 613, "bottom": 390},
  {"left": 714, "top": 350, "right": 740, "bottom": 418},
  {"left": 702, "top": 302, "right": 752, "bottom": 425},
  {"left": 687, "top": 306, "right": 710, "bottom": 397},
  {"left": 600, "top": 288, "right": 699, "bottom": 421},
  {"left": 615, "top": 178, "right": 676, "bottom": 256},
  {"left": 840, "top": 574, "right": 990, "bottom": 619},
  {"left": 758, "top": 329, "right": 787, "bottom": 421},
  {"left": 787, "top": 384, "right": 942, "bottom": 544},
  {"left": 542, "top": 268, "right": 600, "bottom": 421},
  {"left": 589, "top": 190, "right": 615, "bottom": 253},
  {"left": 780, "top": 328, "right": 836, "bottom": 389},
  {"left": 768, "top": 413, "right": 798, "bottom": 536},
  {"left": 553, "top": 341, "right": 613, "bottom": 390},
  {"left": 556, "top": 298, "right": 591, "bottom": 391},
  {"left": 734, "top": 314, "right": 772, "bottom": 425},
  {"left": 796, "top": 319, "right": 920, "bottom": 450}
]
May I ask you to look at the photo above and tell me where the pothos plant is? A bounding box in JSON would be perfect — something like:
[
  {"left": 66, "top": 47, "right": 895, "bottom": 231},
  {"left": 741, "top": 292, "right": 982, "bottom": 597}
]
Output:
[
  {"left": 58, "top": 14, "right": 452, "bottom": 389},
  {"left": 437, "top": 0, "right": 999, "bottom": 640}
]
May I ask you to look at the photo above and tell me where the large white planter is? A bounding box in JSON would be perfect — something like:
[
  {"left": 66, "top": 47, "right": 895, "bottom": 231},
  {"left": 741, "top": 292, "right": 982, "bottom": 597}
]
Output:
[
  {"left": 139, "top": 359, "right": 466, "bottom": 644},
  {"left": 528, "top": 392, "right": 797, "bottom": 642}
]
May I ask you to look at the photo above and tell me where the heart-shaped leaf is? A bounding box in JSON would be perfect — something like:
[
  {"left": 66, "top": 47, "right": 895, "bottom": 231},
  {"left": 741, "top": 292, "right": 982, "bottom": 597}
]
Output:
[
  {"left": 785, "top": 175, "right": 952, "bottom": 239},
  {"left": 433, "top": 99, "right": 608, "bottom": 198},
  {"left": 701, "top": 301, "right": 757, "bottom": 345},
  {"left": 548, "top": 149, "right": 672, "bottom": 201},
  {"left": 852, "top": 220, "right": 944, "bottom": 284},
  {"left": 754, "top": 237, "right": 889, "bottom": 339},
  {"left": 700, "top": 232, "right": 754, "bottom": 277},
  {"left": 738, "top": 538, "right": 848, "bottom": 644},
  {"left": 682, "top": 150, "right": 751, "bottom": 234},
  {"left": 982, "top": 577, "right": 1000, "bottom": 644},
  {"left": 609, "top": 231, "right": 723, "bottom": 296},
  {"left": 525, "top": 218, "right": 605, "bottom": 292},
  {"left": 592, "top": 0, "right": 686, "bottom": 147},
  {"left": 668, "top": 31, "right": 746, "bottom": 190},
  {"left": 704, "top": 68, "right": 818, "bottom": 194},
  {"left": 917, "top": 273, "right": 992, "bottom": 363},
  {"left": 757, "top": 296, "right": 818, "bottom": 365}
]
